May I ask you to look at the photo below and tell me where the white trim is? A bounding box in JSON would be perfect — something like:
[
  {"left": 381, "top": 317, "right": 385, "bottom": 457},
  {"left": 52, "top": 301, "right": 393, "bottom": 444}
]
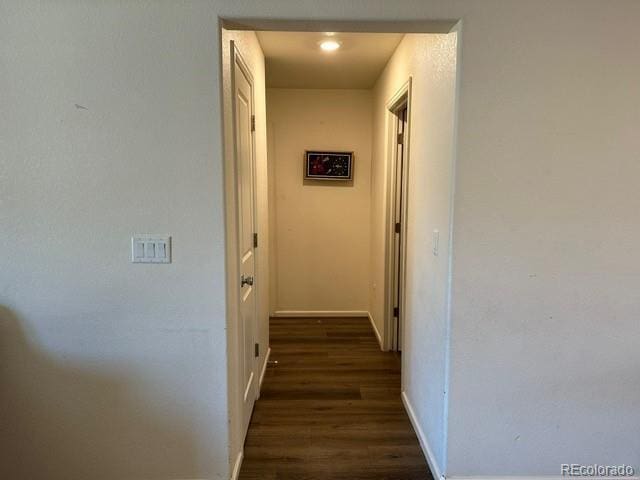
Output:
[
  {"left": 367, "top": 312, "right": 384, "bottom": 350},
  {"left": 258, "top": 347, "right": 271, "bottom": 395},
  {"left": 272, "top": 310, "right": 369, "bottom": 318},
  {"left": 230, "top": 450, "right": 243, "bottom": 480},
  {"left": 448, "top": 477, "right": 640, "bottom": 480},
  {"left": 401, "top": 391, "right": 445, "bottom": 480},
  {"left": 242, "top": 372, "right": 254, "bottom": 402},
  {"left": 383, "top": 78, "right": 412, "bottom": 353}
]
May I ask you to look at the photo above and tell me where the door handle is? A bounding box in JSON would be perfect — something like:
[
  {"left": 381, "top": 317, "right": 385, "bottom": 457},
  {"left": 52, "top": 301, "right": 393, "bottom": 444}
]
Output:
[{"left": 241, "top": 274, "right": 254, "bottom": 287}]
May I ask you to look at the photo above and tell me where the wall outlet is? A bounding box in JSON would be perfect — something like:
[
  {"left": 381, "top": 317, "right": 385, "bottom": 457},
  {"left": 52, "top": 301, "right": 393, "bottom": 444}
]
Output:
[{"left": 131, "top": 234, "right": 171, "bottom": 263}]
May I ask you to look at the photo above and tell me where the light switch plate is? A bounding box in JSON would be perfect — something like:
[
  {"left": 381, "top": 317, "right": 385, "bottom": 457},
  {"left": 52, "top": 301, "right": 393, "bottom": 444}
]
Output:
[
  {"left": 432, "top": 230, "right": 439, "bottom": 256},
  {"left": 131, "top": 234, "right": 171, "bottom": 263}
]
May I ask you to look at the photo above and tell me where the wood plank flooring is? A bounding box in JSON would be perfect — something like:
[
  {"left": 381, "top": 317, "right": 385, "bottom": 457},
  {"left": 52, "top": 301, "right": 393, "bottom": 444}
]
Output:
[{"left": 238, "top": 317, "right": 434, "bottom": 480}]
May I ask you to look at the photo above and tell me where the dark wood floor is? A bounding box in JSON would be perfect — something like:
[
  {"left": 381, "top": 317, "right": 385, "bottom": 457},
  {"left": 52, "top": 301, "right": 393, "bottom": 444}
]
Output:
[{"left": 238, "top": 316, "right": 433, "bottom": 480}]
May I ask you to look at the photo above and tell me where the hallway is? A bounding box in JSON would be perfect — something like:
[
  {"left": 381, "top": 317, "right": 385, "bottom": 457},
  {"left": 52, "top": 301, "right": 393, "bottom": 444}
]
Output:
[{"left": 238, "top": 317, "right": 433, "bottom": 480}]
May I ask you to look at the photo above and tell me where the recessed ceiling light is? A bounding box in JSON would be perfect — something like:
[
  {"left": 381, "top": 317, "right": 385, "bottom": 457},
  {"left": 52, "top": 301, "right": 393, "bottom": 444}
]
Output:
[{"left": 320, "top": 40, "right": 341, "bottom": 52}]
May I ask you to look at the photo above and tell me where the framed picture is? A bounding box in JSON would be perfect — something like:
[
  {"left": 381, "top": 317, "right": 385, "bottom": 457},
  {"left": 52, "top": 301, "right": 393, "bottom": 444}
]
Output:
[{"left": 304, "top": 151, "right": 353, "bottom": 181}]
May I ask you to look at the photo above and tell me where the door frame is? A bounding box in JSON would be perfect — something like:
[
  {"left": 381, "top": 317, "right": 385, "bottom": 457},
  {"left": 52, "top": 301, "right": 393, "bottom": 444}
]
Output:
[
  {"left": 229, "top": 40, "right": 260, "bottom": 437},
  {"left": 384, "top": 78, "right": 412, "bottom": 352}
]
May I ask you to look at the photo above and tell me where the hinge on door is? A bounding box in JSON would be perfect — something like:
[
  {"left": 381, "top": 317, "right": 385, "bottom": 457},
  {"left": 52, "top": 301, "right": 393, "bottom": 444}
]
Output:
[
  {"left": 397, "top": 132, "right": 404, "bottom": 145},
  {"left": 254, "top": 343, "right": 260, "bottom": 358},
  {"left": 393, "top": 307, "right": 399, "bottom": 318},
  {"left": 251, "top": 115, "right": 256, "bottom": 132},
  {"left": 395, "top": 222, "right": 401, "bottom": 234},
  {"left": 253, "top": 233, "right": 258, "bottom": 248}
]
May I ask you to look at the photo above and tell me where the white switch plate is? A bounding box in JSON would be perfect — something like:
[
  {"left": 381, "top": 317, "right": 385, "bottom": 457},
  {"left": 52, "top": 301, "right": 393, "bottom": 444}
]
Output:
[
  {"left": 432, "top": 230, "right": 439, "bottom": 256},
  {"left": 131, "top": 234, "right": 171, "bottom": 263}
]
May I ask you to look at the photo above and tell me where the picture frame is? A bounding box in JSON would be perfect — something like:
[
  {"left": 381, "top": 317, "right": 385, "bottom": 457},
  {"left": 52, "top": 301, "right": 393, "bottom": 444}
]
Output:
[{"left": 304, "top": 151, "right": 353, "bottom": 181}]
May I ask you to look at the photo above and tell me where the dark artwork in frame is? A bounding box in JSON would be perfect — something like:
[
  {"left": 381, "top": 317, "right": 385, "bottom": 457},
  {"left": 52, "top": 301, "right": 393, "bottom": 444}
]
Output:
[{"left": 304, "top": 151, "right": 353, "bottom": 181}]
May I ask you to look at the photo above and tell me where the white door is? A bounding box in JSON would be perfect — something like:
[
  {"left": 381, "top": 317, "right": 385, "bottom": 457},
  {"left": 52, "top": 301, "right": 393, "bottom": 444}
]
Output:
[
  {"left": 233, "top": 49, "right": 258, "bottom": 438},
  {"left": 392, "top": 106, "right": 408, "bottom": 351}
]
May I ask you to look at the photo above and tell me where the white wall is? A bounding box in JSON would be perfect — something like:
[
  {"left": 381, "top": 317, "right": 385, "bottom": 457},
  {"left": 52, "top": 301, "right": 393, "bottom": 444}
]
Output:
[
  {"left": 267, "top": 89, "right": 372, "bottom": 315},
  {"left": 220, "top": 28, "right": 269, "bottom": 477},
  {"left": 445, "top": 4, "right": 640, "bottom": 476},
  {"left": 3, "top": 1, "right": 640, "bottom": 479},
  {"left": 1, "top": 2, "right": 228, "bottom": 479},
  {"left": 370, "top": 32, "right": 459, "bottom": 471}
]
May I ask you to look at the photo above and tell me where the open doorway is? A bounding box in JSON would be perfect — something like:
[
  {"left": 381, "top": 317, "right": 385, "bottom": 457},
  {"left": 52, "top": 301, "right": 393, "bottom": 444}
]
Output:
[
  {"left": 222, "top": 22, "right": 459, "bottom": 480},
  {"left": 387, "top": 83, "right": 411, "bottom": 352}
]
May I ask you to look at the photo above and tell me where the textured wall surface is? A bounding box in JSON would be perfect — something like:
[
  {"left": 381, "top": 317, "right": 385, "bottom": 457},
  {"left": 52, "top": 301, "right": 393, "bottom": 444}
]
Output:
[
  {"left": 2, "top": 1, "right": 640, "bottom": 479},
  {"left": 267, "top": 88, "right": 372, "bottom": 314},
  {"left": 445, "top": 3, "right": 640, "bottom": 475},
  {"left": 370, "top": 32, "right": 459, "bottom": 470},
  {"left": 1, "top": 2, "right": 229, "bottom": 479}
]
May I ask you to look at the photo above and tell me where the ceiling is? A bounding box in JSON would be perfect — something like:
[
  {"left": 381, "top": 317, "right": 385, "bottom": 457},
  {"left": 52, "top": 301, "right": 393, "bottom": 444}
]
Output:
[{"left": 256, "top": 32, "right": 404, "bottom": 89}]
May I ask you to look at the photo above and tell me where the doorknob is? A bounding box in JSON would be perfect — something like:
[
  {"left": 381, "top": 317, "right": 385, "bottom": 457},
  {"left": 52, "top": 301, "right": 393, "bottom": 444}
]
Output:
[{"left": 241, "top": 274, "right": 254, "bottom": 287}]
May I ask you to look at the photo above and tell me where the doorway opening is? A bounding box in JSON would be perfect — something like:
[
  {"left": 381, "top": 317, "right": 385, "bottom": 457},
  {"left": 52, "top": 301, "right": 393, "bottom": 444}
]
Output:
[
  {"left": 221, "top": 20, "right": 460, "bottom": 480},
  {"left": 387, "top": 82, "right": 411, "bottom": 352}
]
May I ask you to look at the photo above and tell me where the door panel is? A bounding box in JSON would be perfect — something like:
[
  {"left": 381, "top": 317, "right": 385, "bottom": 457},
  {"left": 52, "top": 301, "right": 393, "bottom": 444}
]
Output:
[
  {"left": 393, "top": 107, "right": 408, "bottom": 351},
  {"left": 234, "top": 53, "right": 257, "bottom": 438}
]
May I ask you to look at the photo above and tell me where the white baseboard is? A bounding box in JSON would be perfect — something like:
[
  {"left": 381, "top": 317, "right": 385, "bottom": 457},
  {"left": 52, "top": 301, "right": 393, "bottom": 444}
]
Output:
[
  {"left": 230, "top": 450, "right": 243, "bottom": 480},
  {"left": 272, "top": 310, "right": 369, "bottom": 318},
  {"left": 258, "top": 347, "right": 271, "bottom": 397},
  {"left": 367, "top": 311, "right": 384, "bottom": 350},
  {"left": 401, "top": 391, "right": 445, "bottom": 480}
]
